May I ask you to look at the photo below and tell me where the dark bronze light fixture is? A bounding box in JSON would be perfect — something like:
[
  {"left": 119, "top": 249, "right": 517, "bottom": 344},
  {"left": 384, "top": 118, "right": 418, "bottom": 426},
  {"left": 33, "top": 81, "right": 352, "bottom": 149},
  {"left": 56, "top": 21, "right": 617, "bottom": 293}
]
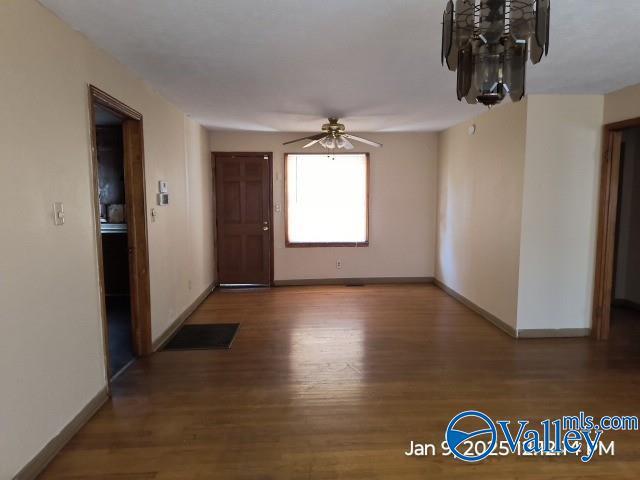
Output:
[{"left": 441, "top": 0, "right": 550, "bottom": 106}]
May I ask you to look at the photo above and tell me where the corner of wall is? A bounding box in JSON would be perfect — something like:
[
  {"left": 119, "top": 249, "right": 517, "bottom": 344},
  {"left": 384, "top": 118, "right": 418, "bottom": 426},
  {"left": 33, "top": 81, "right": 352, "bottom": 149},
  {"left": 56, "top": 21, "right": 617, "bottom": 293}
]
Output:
[
  {"left": 516, "top": 95, "right": 605, "bottom": 333},
  {"left": 435, "top": 101, "right": 527, "bottom": 330},
  {"left": 604, "top": 84, "right": 640, "bottom": 125}
]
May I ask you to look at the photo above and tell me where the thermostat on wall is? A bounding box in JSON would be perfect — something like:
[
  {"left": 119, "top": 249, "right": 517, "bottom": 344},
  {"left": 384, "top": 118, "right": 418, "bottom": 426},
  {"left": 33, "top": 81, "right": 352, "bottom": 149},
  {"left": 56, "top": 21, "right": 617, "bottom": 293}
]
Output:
[{"left": 157, "top": 193, "right": 169, "bottom": 206}]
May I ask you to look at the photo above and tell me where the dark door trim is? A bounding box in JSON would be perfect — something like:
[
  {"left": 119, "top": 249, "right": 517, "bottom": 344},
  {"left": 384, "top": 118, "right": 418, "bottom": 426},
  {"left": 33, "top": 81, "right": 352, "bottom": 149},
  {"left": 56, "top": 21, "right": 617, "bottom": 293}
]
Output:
[
  {"left": 88, "top": 85, "right": 153, "bottom": 386},
  {"left": 212, "top": 152, "right": 274, "bottom": 286},
  {"left": 592, "top": 117, "right": 640, "bottom": 339}
]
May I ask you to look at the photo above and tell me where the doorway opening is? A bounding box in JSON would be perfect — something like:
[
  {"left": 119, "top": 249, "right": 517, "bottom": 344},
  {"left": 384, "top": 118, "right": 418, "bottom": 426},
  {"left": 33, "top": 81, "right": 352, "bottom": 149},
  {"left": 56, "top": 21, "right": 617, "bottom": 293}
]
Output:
[
  {"left": 89, "top": 86, "right": 152, "bottom": 382},
  {"left": 213, "top": 152, "right": 274, "bottom": 287},
  {"left": 593, "top": 119, "right": 640, "bottom": 340},
  {"left": 95, "top": 106, "right": 133, "bottom": 376}
]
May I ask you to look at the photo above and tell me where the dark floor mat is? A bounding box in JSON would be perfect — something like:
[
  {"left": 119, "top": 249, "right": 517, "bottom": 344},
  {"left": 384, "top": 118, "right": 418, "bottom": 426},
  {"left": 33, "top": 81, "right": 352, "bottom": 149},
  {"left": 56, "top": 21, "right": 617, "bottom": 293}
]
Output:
[{"left": 163, "top": 324, "right": 240, "bottom": 351}]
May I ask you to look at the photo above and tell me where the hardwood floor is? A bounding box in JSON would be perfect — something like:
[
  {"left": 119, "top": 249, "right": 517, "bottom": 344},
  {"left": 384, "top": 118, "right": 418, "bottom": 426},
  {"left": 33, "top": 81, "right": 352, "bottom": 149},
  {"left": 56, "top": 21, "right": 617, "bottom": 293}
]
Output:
[{"left": 39, "top": 285, "right": 640, "bottom": 479}]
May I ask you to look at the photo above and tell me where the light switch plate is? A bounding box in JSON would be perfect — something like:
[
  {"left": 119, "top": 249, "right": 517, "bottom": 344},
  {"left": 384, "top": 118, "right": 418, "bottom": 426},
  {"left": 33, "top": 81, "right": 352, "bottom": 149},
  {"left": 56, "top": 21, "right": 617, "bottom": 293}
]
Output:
[
  {"left": 53, "top": 202, "right": 64, "bottom": 226},
  {"left": 158, "top": 181, "right": 168, "bottom": 193}
]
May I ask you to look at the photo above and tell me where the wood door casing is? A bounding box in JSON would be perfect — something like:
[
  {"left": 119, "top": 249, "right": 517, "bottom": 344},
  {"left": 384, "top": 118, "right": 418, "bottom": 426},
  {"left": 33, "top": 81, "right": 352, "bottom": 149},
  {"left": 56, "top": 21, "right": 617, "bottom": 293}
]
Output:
[
  {"left": 88, "top": 85, "right": 153, "bottom": 388},
  {"left": 215, "top": 153, "right": 273, "bottom": 285},
  {"left": 122, "top": 118, "right": 152, "bottom": 354},
  {"left": 593, "top": 124, "right": 632, "bottom": 339},
  {"left": 592, "top": 117, "right": 640, "bottom": 339}
]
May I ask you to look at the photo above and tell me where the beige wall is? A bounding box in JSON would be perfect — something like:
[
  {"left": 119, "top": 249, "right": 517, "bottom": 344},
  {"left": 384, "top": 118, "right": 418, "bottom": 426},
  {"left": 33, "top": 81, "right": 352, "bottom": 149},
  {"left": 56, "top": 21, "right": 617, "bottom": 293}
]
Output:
[
  {"left": 210, "top": 132, "right": 438, "bottom": 280},
  {"left": 3, "top": 0, "right": 638, "bottom": 473},
  {"left": 0, "top": 1, "right": 213, "bottom": 477},
  {"left": 184, "top": 119, "right": 216, "bottom": 303},
  {"left": 437, "top": 96, "right": 605, "bottom": 333},
  {"left": 604, "top": 84, "right": 640, "bottom": 125},
  {"left": 436, "top": 101, "right": 527, "bottom": 329},
  {"left": 516, "top": 96, "right": 605, "bottom": 332}
]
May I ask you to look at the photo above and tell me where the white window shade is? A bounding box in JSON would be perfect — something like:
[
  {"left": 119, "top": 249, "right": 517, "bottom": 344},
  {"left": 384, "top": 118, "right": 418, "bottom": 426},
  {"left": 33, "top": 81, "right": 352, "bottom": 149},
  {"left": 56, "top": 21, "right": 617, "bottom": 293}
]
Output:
[{"left": 286, "top": 154, "right": 368, "bottom": 245}]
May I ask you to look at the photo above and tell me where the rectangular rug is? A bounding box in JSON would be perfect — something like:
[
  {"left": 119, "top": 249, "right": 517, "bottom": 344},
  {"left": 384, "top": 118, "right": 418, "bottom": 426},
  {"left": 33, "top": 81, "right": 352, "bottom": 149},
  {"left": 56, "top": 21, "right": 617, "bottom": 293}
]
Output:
[{"left": 163, "top": 323, "right": 239, "bottom": 351}]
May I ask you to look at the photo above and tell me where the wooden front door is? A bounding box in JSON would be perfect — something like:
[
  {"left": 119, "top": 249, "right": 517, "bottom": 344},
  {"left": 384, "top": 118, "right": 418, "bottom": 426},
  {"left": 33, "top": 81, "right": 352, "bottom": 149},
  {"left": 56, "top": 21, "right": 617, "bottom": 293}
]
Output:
[{"left": 215, "top": 153, "right": 273, "bottom": 285}]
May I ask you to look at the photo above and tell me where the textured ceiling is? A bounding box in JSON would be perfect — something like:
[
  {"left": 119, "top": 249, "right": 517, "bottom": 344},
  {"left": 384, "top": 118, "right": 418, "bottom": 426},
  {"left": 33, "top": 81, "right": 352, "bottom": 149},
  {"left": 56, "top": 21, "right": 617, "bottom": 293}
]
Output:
[{"left": 40, "top": 0, "right": 640, "bottom": 132}]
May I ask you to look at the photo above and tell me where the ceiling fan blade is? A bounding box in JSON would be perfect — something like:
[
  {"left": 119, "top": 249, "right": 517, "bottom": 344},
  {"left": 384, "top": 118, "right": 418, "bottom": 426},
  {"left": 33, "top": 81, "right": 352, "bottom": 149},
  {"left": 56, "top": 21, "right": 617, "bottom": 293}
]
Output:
[
  {"left": 283, "top": 133, "right": 325, "bottom": 146},
  {"left": 303, "top": 137, "right": 325, "bottom": 148},
  {"left": 343, "top": 134, "right": 382, "bottom": 148}
]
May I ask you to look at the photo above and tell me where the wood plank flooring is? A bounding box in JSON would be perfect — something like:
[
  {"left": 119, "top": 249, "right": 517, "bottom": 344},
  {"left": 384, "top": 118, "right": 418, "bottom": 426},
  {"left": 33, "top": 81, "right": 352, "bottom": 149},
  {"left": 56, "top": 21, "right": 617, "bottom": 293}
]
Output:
[{"left": 39, "top": 285, "right": 640, "bottom": 479}]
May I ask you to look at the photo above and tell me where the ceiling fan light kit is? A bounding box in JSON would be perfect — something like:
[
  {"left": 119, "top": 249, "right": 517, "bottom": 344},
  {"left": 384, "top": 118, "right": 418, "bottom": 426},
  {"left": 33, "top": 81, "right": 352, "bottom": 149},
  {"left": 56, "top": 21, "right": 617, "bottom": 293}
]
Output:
[
  {"left": 282, "top": 118, "right": 382, "bottom": 150},
  {"left": 441, "top": 0, "right": 550, "bottom": 107}
]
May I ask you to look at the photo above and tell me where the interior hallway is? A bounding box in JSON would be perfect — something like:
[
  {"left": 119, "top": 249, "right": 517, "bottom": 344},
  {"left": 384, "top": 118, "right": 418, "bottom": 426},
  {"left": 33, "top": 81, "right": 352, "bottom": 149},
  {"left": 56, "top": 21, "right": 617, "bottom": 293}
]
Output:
[
  {"left": 611, "top": 306, "right": 640, "bottom": 345},
  {"left": 40, "top": 285, "right": 640, "bottom": 479}
]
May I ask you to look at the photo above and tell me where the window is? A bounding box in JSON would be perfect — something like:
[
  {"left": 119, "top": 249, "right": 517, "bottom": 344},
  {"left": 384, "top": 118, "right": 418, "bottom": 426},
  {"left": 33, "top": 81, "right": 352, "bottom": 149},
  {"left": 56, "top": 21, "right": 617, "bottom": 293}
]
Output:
[{"left": 285, "top": 153, "right": 369, "bottom": 247}]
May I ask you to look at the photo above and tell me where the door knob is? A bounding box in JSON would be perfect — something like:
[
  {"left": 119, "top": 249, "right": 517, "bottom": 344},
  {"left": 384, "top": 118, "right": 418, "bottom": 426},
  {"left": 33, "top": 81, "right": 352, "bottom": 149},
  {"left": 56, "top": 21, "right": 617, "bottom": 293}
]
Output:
[{"left": 263, "top": 225, "right": 269, "bottom": 231}]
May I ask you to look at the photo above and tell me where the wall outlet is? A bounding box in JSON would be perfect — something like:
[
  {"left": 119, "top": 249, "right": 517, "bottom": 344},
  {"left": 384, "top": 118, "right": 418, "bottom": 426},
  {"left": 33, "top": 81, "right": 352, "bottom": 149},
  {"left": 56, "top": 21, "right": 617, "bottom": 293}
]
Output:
[{"left": 336, "top": 260, "right": 342, "bottom": 269}]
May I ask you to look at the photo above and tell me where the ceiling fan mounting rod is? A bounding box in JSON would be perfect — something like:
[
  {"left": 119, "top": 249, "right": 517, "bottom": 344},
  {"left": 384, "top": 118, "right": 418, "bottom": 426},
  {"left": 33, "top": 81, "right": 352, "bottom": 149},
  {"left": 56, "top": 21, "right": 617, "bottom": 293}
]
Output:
[{"left": 322, "top": 118, "right": 346, "bottom": 135}]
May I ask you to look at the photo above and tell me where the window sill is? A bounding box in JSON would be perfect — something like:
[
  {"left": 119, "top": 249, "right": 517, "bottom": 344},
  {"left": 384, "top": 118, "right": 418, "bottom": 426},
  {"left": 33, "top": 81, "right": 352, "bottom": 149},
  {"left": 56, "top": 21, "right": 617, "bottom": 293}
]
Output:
[{"left": 285, "top": 241, "right": 369, "bottom": 248}]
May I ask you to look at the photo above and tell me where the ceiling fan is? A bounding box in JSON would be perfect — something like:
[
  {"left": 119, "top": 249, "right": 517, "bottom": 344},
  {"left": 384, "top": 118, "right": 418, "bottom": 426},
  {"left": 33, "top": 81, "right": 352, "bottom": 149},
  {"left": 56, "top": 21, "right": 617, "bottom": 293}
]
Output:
[{"left": 283, "top": 118, "right": 382, "bottom": 150}]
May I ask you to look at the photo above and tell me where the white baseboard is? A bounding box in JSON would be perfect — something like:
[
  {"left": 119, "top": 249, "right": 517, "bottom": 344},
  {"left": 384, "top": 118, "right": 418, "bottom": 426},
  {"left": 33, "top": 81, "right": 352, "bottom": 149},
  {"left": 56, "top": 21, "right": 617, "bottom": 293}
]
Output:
[
  {"left": 434, "top": 279, "right": 517, "bottom": 338},
  {"left": 273, "top": 277, "right": 434, "bottom": 286},
  {"left": 435, "top": 279, "right": 592, "bottom": 339},
  {"left": 152, "top": 282, "right": 216, "bottom": 351},
  {"left": 14, "top": 282, "right": 216, "bottom": 479},
  {"left": 14, "top": 386, "right": 109, "bottom": 480},
  {"left": 517, "top": 328, "right": 591, "bottom": 338}
]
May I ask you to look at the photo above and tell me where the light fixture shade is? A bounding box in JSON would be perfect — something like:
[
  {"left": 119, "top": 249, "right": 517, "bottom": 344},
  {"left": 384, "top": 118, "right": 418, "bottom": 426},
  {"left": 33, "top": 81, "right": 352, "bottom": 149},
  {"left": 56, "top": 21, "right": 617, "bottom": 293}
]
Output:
[
  {"left": 479, "top": 0, "right": 505, "bottom": 44},
  {"left": 503, "top": 39, "right": 527, "bottom": 101},
  {"left": 456, "top": 43, "right": 473, "bottom": 100},
  {"left": 510, "top": 0, "right": 535, "bottom": 39},
  {"left": 535, "top": 0, "right": 551, "bottom": 52},
  {"left": 455, "top": 0, "right": 474, "bottom": 47},
  {"left": 342, "top": 137, "right": 355, "bottom": 150},
  {"left": 321, "top": 136, "right": 336, "bottom": 149},
  {"left": 441, "top": 0, "right": 550, "bottom": 106},
  {"left": 442, "top": 0, "right": 455, "bottom": 68}
]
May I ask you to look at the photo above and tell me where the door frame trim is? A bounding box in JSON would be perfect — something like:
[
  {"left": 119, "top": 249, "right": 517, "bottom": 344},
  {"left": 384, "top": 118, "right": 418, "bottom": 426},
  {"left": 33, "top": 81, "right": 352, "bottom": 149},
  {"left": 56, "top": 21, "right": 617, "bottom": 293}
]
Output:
[
  {"left": 212, "top": 152, "right": 274, "bottom": 286},
  {"left": 592, "top": 117, "right": 640, "bottom": 339},
  {"left": 88, "top": 85, "right": 153, "bottom": 387}
]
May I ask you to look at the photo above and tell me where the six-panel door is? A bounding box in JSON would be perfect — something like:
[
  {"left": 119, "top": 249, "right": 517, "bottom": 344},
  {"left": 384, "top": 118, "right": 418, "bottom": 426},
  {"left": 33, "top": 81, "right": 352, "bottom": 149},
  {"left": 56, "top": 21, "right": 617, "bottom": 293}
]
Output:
[{"left": 215, "top": 154, "right": 272, "bottom": 285}]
